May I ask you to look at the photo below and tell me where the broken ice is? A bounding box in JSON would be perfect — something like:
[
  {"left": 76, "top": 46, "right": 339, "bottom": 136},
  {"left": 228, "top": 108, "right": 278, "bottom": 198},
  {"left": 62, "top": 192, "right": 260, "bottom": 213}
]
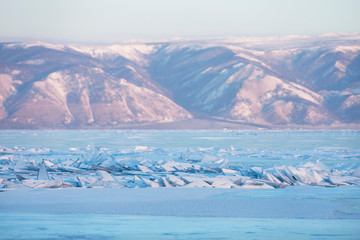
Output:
[{"left": 1, "top": 141, "right": 359, "bottom": 190}]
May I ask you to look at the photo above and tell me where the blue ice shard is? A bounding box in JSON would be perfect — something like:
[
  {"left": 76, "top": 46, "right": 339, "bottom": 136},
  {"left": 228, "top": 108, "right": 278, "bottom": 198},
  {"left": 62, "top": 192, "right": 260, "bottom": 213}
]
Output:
[{"left": 37, "top": 160, "right": 50, "bottom": 180}]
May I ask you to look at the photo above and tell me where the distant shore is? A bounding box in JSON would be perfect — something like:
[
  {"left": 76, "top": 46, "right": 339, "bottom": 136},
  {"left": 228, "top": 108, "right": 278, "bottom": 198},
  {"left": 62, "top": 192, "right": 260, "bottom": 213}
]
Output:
[{"left": 1, "top": 119, "right": 359, "bottom": 130}]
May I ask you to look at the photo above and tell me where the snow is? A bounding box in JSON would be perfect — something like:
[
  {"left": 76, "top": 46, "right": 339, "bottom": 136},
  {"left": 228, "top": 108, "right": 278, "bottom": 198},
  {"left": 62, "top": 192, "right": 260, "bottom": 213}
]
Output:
[
  {"left": 112, "top": 78, "right": 192, "bottom": 122},
  {"left": 335, "top": 60, "right": 348, "bottom": 72},
  {"left": 20, "top": 59, "right": 46, "bottom": 65},
  {"left": 334, "top": 45, "right": 360, "bottom": 54},
  {"left": 11, "top": 70, "right": 20, "bottom": 75},
  {"left": 4, "top": 41, "right": 159, "bottom": 65},
  {"left": 134, "top": 145, "right": 148, "bottom": 151},
  {"left": 225, "top": 46, "right": 271, "bottom": 68},
  {"left": 68, "top": 43, "right": 158, "bottom": 65},
  {"left": 229, "top": 68, "right": 324, "bottom": 121},
  {"left": 6, "top": 41, "right": 65, "bottom": 51},
  {"left": 201, "top": 67, "right": 213, "bottom": 74}
]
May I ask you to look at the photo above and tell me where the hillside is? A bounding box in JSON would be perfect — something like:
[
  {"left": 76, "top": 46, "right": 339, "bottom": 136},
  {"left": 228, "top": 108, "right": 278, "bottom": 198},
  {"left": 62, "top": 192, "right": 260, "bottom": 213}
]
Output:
[{"left": 0, "top": 34, "right": 359, "bottom": 129}]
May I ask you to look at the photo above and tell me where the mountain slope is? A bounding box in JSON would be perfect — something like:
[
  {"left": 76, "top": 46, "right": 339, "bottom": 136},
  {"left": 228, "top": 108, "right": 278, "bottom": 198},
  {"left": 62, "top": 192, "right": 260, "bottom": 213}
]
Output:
[
  {"left": 0, "top": 34, "right": 359, "bottom": 129},
  {"left": 0, "top": 42, "right": 192, "bottom": 128}
]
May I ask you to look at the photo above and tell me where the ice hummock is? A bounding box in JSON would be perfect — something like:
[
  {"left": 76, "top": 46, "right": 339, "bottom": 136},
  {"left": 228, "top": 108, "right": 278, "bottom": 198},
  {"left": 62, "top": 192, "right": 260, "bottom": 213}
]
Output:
[{"left": 1, "top": 143, "right": 360, "bottom": 190}]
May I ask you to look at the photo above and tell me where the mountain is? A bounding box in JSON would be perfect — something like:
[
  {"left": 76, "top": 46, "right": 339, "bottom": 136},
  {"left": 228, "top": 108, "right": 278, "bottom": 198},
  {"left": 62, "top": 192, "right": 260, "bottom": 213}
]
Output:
[
  {"left": 0, "top": 42, "right": 192, "bottom": 128},
  {"left": 0, "top": 34, "right": 359, "bottom": 129}
]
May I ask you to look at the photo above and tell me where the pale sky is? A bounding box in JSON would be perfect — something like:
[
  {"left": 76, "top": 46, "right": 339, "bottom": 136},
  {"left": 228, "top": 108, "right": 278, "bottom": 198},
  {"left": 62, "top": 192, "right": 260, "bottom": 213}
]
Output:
[{"left": 0, "top": 0, "right": 359, "bottom": 43}]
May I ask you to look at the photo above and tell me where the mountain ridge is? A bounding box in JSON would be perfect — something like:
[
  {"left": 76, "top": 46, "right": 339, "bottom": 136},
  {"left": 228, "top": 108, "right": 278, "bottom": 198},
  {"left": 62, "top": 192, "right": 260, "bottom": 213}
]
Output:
[{"left": 0, "top": 34, "right": 359, "bottom": 129}]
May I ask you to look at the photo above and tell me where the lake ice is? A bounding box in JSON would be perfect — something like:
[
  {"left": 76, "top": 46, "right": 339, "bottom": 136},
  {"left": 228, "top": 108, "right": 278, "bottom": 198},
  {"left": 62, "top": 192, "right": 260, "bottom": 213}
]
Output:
[{"left": 0, "top": 130, "right": 359, "bottom": 239}]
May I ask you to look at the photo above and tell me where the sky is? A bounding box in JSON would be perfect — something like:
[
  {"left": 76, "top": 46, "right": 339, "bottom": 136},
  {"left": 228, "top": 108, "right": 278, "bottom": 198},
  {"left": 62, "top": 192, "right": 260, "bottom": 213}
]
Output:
[{"left": 0, "top": 0, "right": 359, "bottom": 43}]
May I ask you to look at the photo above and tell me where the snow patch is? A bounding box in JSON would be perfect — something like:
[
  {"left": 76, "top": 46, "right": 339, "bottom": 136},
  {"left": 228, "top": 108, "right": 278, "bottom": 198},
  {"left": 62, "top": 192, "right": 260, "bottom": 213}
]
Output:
[{"left": 69, "top": 44, "right": 158, "bottom": 65}]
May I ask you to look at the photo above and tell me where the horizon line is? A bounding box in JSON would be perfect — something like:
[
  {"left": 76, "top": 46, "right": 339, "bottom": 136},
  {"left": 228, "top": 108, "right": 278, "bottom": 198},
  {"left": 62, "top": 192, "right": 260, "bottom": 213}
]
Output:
[{"left": 1, "top": 32, "right": 360, "bottom": 45}]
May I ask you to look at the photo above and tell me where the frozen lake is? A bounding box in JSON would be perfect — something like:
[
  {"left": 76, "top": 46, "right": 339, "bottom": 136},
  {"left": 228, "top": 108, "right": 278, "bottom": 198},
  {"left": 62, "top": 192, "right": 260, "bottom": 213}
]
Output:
[
  {"left": 1, "top": 130, "right": 359, "bottom": 151},
  {"left": 1, "top": 187, "right": 360, "bottom": 240},
  {"left": 2, "top": 213, "right": 359, "bottom": 240},
  {"left": 1, "top": 130, "right": 359, "bottom": 167},
  {"left": 1, "top": 130, "right": 360, "bottom": 239}
]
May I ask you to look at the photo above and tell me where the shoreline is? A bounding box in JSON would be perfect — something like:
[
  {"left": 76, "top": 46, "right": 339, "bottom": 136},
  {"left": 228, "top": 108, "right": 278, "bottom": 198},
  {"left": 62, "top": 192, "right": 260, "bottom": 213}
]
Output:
[{"left": 1, "top": 119, "right": 360, "bottom": 131}]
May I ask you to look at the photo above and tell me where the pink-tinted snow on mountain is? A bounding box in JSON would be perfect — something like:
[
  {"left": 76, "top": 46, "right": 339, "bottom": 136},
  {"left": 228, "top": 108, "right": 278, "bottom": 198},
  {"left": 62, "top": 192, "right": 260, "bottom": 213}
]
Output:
[{"left": 0, "top": 34, "right": 359, "bottom": 129}]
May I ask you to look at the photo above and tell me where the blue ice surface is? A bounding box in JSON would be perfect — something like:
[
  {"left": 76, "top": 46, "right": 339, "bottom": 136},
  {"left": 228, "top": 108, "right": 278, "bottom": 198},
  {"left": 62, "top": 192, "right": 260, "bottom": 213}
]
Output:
[
  {"left": 2, "top": 187, "right": 359, "bottom": 218},
  {"left": 1, "top": 130, "right": 359, "bottom": 150},
  {"left": 0, "top": 130, "right": 359, "bottom": 167},
  {"left": 1, "top": 213, "right": 360, "bottom": 240}
]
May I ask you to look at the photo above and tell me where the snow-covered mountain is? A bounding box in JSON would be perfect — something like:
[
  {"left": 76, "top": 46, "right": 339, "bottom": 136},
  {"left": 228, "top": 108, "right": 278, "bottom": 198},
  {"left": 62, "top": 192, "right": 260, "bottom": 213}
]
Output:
[{"left": 0, "top": 34, "right": 359, "bottom": 129}]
